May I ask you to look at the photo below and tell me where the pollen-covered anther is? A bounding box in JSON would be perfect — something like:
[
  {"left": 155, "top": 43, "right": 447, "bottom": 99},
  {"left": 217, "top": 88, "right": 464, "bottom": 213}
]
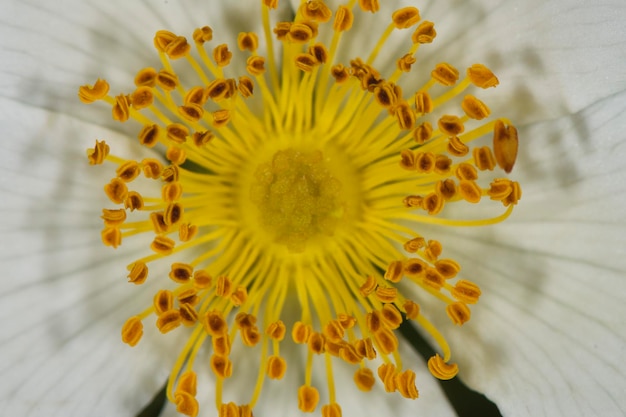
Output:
[
  {"left": 334, "top": 6, "right": 354, "bottom": 32},
  {"left": 156, "top": 69, "right": 179, "bottom": 91},
  {"left": 425, "top": 240, "right": 443, "bottom": 261},
  {"left": 338, "top": 314, "right": 356, "bottom": 330},
  {"left": 395, "top": 370, "right": 419, "bottom": 399},
  {"left": 215, "top": 275, "right": 232, "bottom": 298},
  {"left": 359, "top": 275, "right": 377, "bottom": 297},
  {"left": 384, "top": 260, "right": 403, "bottom": 283},
  {"left": 421, "top": 192, "right": 443, "bottom": 215},
  {"left": 212, "top": 109, "right": 231, "bottom": 127},
  {"left": 377, "top": 363, "right": 397, "bottom": 392},
  {"left": 237, "top": 76, "right": 254, "bottom": 98},
  {"left": 164, "top": 202, "right": 183, "bottom": 225},
  {"left": 403, "top": 300, "right": 420, "bottom": 319},
  {"left": 141, "top": 158, "right": 163, "bottom": 179},
  {"left": 168, "top": 262, "right": 193, "bottom": 284},
  {"left": 462, "top": 95, "right": 490, "bottom": 120},
  {"left": 414, "top": 91, "right": 433, "bottom": 114},
  {"left": 179, "top": 103, "right": 204, "bottom": 122},
  {"left": 121, "top": 316, "right": 143, "bottom": 346},
  {"left": 130, "top": 86, "right": 154, "bottom": 109},
  {"left": 434, "top": 259, "right": 460, "bottom": 279},
  {"left": 150, "top": 235, "right": 175, "bottom": 255},
  {"left": 298, "top": 385, "right": 320, "bottom": 413},
  {"left": 394, "top": 102, "right": 415, "bottom": 130},
  {"left": 138, "top": 124, "right": 160, "bottom": 148},
  {"left": 355, "top": 337, "right": 376, "bottom": 360},
  {"left": 166, "top": 146, "right": 187, "bottom": 165},
  {"left": 322, "top": 403, "right": 342, "bottom": 417},
  {"left": 375, "top": 286, "right": 397, "bottom": 303},
  {"left": 101, "top": 227, "right": 122, "bottom": 248},
  {"left": 179, "top": 303, "right": 198, "bottom": 326},
  {"left": 211, "top": 354, "right": 233, "bottom": 378},
  {"left": 474, "top": 146, "right": 496, "bottom": 171},
  {"left": 428, "top": 354, "right": 459, "bottom": 380},
  {"left": 78, "top": 78, "right": 110, "bottom": 103},
  {"left": 431, "top": 63, "right": 459, "bottom": 86},
  {"left": 230, "top": 286, "right": 248, "bottom": 306},
  {"left": 246, "top": 55, "right": 266, "bottom": 76},
  {"left": 359, "top": 0, "right": 380, "bottom": 13},
  {"left": 451, "top": 166, "right": 476, "bottom": 186},
  {"left": 166, "top": 123, "right": 189, "bottom": 144},
  {"left": 381, "top": 304, "right": 403, "bottom": 329},
  {"left": 423, "top": 268, "right": 444, "bottom": 290},
  {"left": 493, "top": 120, "right": 519, "bottom": 173},
  {"left": 104, "top": 178, "right": 128, "bottom": 204},
  {"left": 87, "top": 140, "right": 109, "bottom": 165},
  {"left": 288, "top": 22, "right": 317, "bottom": 43},
  {"left": 204, "top": 310, "right": 228, "bottom": 336},
  {"left": 292, "top": 321, "right": 312, "bottom": 344},
  {"left": 192, "top": 26, "right": 213, "bottom": 44},
  {"left": 101, "top": 208, "right": 126, "bottom": 227},
  {"left": 446, "top": 302, "right": 471, "bottom": 325},
  {"left": 397, "top": 54, "right": 416, "bottom": 72},
  {"left": 193, "top": 130, "right": 214, "bottom": 147},
  {"left": 403, "top": 195, "right": 422, "bottom": 208},
  {"left": 127, "top": 261, "right": 148, "bottom": 284},
  {"left": 399, "top": 149, "right": 416, "bottom": 171},
  {"left": 438, "top": 115, "right": 465, "bottom": 136},
  {"left": 373, "top": 327, "right": 398, "bottom": 354},
  {"left": 267, "top": 355, "right": 287, "bottom": 379},
  {"left": 415, "top": 152, "right": 436, "bottom": 173},
  {"left": 392, "top": 7, "right": 420, "bottom": 29},
  {"left": 176, "top": 370, "right": 198, "bottom": 396},
  {"left": 309, "top": 43, "right": 329, "bottom": 64},
  {"left": 174, "top": 391, "right": 199, "bottom": 417},
  {"left": 295, "top": 53, "right": 319, "bottom": 72},
  {"left": 412, "top": 21, "right": 436, "bottom": 44},
  {"left": 213, "top": 335, "right": 231, "bottom": 356},
  {"left": 323, "top": 319, "right": 345, "bottom": 341},
  {"left": 452, "top": 279, "right": 482, "bottom": 304},
  {"left": 135, "top": 67, "right": 157, "bottom": 87},
  {"left": 112, "top": 94, "right": 131, "bottom": 122},
  {"left": 436, "top": 178, "right": 457, "bottom": 200},
  {"left": 404, "top": 237, "right": 425, "bottom": 253},
  {"left": 218, "top": 403, "right": 239, "bottom": 417},
  {"left": 156, "top": 309, "right": 182, "bottom": 333},
  {"left": 308, "top": 332, "right": 326, "bottom": 354},
  {"left": 410, "top": 124, "right": 431, "bottom": 146},
  {"left": 192, "top": 269, "right": 211, "bottom": 289},
  {"left": 404, "top": 258, "right": 426, "bottom": 278},
  {"left": 365, "top": 310, "right": 381, "bottom": 333},
  {"left": 340, "top": 343, "right": 362, "bottom": 364},
  {"left": 458, "top": 180, "right": 483, "bottom": 203},
  {"left": 467, "top": 64, "right": 499, "bottom": 88},
  {"left": 237, "top": 32, "right": 259, "bottom": 52},
  {"left": 266, "top": 320, "right": 286, "bottom": 340},
  {"left": 116, "top": 160, "right": 141, "bottom": 182},
  {"left": 213, "top": 44, "right": 232, "bottom": 67},
  {"left": 435, "top": 155, "right": 453, "bottom": 174},
  {"left": 301, "top": 1, "right": 332, "bottom": 23},
  {"left": 354, "top": 368, "right": 375, "bottom": 392},
  {"left": 154, "top": 289, "right": 174, "bottom": 315}
]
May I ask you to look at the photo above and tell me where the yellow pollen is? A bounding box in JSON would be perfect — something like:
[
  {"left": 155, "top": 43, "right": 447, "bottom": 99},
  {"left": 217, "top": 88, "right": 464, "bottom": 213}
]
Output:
[{"left": 80, "top": 1, "right": 521, "bottom": 415}]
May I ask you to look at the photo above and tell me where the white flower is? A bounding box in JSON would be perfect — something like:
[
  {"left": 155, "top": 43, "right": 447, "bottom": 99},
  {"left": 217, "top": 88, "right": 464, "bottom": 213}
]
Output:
[{"left": 1, "top": 1, "right": 625, "bottom": 417}]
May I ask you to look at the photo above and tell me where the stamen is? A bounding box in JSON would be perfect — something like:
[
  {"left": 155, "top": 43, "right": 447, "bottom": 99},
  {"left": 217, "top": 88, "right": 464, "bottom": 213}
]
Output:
[{"left": 82, "top": 2, "right": 521, "bottom": 415}]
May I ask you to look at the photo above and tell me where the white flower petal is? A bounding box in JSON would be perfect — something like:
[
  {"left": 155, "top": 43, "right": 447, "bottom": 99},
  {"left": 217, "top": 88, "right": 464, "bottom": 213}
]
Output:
[
  {"left": 420, "top": 89, "right": 626, "bottom": 416},
  {"left": 424, "top": 0, "right": 626, "bottom": 125},
  {"left": 0, "top": 97, "right": 182, "bottom": 416},
  {"left": 0, "top": 0, "right": 289, "bottom": 124}
]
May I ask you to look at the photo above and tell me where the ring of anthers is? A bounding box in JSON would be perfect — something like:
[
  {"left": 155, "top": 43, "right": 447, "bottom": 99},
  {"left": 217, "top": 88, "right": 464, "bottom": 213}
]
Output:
[{"left": 80, "top": 1, "right": 520, "bottom": 417}]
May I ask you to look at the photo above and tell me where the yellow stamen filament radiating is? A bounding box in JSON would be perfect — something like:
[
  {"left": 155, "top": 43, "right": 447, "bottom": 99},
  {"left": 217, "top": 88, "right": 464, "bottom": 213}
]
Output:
[{"left": 81, "top": 1, "right": 520, "bottom": 416}]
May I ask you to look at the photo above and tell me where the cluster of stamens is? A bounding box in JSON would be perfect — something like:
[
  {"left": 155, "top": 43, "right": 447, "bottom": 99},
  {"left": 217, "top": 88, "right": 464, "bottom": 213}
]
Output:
[{"left": 80, "top": 1, "right": 520, "bottom": 416}]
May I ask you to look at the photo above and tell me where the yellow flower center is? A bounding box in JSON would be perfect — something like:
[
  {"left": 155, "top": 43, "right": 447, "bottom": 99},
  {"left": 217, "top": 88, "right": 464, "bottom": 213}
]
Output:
[
  {"left": 79, "top": 1, "right": 521, "bottom": 416},
  {"left": 249, "top": 148, "right": 345, "bottom": 252}
]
